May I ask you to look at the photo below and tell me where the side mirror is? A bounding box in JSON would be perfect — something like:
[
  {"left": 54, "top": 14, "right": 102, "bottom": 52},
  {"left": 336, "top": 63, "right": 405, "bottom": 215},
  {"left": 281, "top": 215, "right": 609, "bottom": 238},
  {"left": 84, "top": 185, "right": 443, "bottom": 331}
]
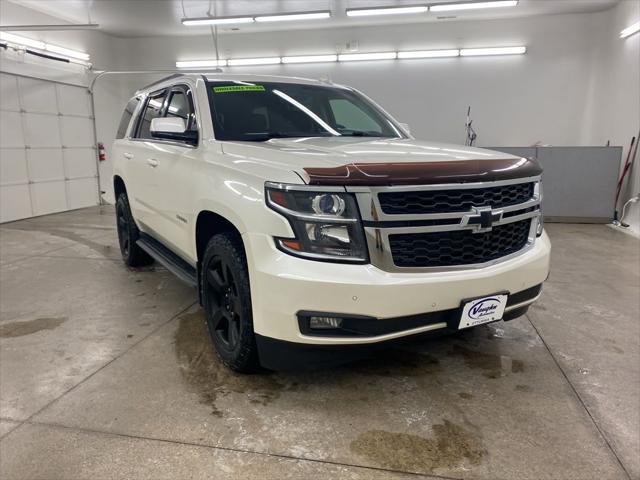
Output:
[
  {"left": 150, "top": 117, "right": 198, "bottom": 145},
  {"left": 399, "top": 122, "right": 411, "bottom": 136}
]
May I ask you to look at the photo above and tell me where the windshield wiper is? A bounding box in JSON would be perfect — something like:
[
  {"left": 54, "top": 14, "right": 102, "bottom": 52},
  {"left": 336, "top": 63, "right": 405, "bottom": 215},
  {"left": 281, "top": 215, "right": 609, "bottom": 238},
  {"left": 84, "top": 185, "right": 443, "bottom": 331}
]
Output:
[
  {"left": 337, "top": 130, "right": 386, "bottom": 137},
  {"left": 243, "top": 132, "right": 334, "bottom": 142}
]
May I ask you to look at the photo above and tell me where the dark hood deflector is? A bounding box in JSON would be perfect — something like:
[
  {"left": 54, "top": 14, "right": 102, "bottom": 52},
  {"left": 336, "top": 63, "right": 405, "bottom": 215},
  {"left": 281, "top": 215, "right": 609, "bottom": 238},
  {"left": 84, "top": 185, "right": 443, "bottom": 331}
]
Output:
[{"left": 304, "top": 157, "right": 542, "bottom": 186}]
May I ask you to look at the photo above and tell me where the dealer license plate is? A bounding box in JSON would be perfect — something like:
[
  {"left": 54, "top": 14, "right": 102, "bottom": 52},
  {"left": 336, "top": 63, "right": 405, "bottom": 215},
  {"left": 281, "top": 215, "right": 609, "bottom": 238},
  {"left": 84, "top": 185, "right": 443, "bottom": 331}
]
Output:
[{"left": 459, "top": 294, "right": 508, "bottom": 329}]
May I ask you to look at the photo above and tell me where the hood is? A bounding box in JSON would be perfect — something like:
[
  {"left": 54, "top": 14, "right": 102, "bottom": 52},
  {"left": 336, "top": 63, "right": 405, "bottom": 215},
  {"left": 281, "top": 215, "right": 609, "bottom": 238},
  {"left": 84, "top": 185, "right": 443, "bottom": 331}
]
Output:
[{"left": 221, "top": 137, "right": 542, "bottom": 186}]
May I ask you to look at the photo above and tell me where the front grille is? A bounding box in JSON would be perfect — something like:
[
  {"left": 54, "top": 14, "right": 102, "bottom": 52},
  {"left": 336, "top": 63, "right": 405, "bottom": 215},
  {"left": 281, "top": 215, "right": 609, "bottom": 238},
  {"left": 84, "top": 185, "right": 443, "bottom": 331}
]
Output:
[
  {"left": 379, "top": 182, "right": 534, "bottom": 215},
  {"left": 389, "top": 219, "right": 531, "bottom": 268}
]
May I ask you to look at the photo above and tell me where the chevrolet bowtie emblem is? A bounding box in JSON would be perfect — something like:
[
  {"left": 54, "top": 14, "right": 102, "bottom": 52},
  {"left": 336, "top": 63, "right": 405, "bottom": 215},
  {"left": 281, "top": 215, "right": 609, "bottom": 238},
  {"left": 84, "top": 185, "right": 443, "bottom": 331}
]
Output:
[{"left": 461, "top": 206, "right": 503, "bottom": 233}]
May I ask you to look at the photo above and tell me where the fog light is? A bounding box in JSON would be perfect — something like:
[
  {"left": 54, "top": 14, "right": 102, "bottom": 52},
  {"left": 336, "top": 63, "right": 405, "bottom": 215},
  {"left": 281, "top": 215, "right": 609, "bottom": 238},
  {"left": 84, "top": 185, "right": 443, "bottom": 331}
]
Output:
[{"left": 309, "top": 316, "right": 343, "bottom": 329}]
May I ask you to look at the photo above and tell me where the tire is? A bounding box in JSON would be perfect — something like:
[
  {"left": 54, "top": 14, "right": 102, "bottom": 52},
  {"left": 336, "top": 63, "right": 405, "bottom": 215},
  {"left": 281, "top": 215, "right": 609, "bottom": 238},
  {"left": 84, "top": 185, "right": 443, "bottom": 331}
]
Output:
[
  {"left": 200, "top": 232, "right": 260, "bottom": 373},
  {"left": 115, "top": 193, "right": 154, "bottom": 267}
]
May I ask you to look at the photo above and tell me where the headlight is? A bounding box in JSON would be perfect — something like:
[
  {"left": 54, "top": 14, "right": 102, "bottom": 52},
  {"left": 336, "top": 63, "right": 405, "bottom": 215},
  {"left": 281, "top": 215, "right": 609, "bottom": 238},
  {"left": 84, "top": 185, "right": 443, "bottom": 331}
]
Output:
[{"left": 265, "top": 183, "right": 368, "bottom": 263}]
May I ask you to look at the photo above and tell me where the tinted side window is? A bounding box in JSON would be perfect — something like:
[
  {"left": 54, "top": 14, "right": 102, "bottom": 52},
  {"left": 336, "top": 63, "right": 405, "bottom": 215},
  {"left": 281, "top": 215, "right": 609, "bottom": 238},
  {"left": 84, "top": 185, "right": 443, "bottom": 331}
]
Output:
[
  {"left": 166, "top": 88, "right": 197, "bottom": 132},
  {"left": 136, "top": 90, "right": 166, "bottom": 140},
  {"left": 116, "top": 97, "right": 139, "bottom": 139}
]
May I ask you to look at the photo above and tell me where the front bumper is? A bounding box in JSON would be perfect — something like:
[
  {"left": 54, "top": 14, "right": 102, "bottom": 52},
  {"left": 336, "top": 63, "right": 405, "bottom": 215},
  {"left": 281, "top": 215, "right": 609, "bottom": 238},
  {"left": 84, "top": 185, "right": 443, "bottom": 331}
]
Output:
[{"left": 244, "top": 229, "right": 550, "bottom": 352}]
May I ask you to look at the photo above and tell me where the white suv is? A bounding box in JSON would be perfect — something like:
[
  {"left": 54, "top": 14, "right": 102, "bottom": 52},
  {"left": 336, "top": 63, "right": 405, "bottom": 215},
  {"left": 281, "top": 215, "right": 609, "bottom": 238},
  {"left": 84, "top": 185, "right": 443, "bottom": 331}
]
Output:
[{"left": 112, "top": 74, "right": 550, "bottom": 372}]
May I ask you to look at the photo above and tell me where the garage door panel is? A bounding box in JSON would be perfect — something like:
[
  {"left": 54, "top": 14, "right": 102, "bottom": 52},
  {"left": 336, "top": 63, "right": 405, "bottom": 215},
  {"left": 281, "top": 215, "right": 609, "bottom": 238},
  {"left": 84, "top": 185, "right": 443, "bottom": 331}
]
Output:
[
  {"left": 27, "top": 149, "right": 65, "bottom": 182},
  {"left": 18, "top": 77, "right": 58, "bottom": 114},
  {"left": 30, "top": 181, "right": 67, "bottom": 216},
  {"left": 66, "top": 178, "right": 98, "bottom": 209},
  {"left": 1, "top": 73, "right": 98, "bottom": 223},
  {"left": 0, "top": 111, "right": 25, "bottom": 148},
  {"left": 63, "top": 148, "right": 97, "bottom": 178},
  {"left": 24, "top": 113, "right": 61, "bottom": 148},
  {"left": 0, "top": 73, "right": 20, "bottom": 112},
  {"left": 0, "top": 149, "right": 28, "bottom": 186},
  {"left": 56, "top": 84, "right": 91, "bottom": 116},
  {"left": 0, "top": 184, "right": 32, "bottom": 222},
  {"left": 60, "top": 116, "right": 94, "bottom": 148}
]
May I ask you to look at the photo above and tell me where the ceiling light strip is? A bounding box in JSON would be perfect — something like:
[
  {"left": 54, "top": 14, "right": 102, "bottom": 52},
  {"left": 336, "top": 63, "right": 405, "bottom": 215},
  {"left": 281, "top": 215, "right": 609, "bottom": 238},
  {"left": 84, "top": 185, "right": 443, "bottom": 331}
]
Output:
[
  {"left": 397, "top": 49, "right": 460, "bottom": 58},
  {"left": 176, "top": 59, "right": 227, "bottom": 68},
  {"left": 182, "top": 16, "right": 254, "bottom": 26},
  {"left": 282, "top": 54, "right": 338, "bottom": 64},
  {"left": 183, "top": 11, "right": 331, "bottom": 26},
  {"left": 227, "top": 57, "right": 282, "bottom": 66},
  {"left": 255, "top": 11, "right": 331, "bottom": 23},
  {"left": 175, "top": 45, "right": 526, "bottom": 68},
  {"left": 460, "top": 46, "right": 526, "bottom": 56},
  {"left": 0, "top": 32, "right": 90, "bottom": 63},
  {"left": 338, "top": 52, "right": 397, "bottom": 61},
  {"left": 620, "top": 21, "right": 639, "bottom": 39},
  {"left": 430, "top": 1, "right": 518, "bottom": 12},
  {"left": 346, "top": 5, "right": 429, "bottom": 17}
]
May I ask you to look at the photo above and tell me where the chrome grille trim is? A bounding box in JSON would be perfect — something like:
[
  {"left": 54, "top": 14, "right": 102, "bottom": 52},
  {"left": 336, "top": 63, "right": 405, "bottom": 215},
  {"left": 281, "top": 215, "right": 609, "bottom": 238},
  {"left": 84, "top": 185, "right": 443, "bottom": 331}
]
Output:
[{"left": 346, "top": 176, "right": 542, "bottom": 272}]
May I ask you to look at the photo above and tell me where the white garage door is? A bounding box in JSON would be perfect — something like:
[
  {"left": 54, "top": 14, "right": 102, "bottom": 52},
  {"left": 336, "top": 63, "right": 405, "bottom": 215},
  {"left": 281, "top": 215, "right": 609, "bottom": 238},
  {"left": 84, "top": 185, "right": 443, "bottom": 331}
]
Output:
[{"left": 0, "top": 72, "right": 99, "bottom": 223}]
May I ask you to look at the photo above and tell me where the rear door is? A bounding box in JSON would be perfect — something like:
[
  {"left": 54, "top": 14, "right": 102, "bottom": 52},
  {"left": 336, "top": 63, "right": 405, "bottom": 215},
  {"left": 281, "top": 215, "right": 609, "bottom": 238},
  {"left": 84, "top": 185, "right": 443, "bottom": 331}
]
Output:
[{"left": 127, "top": 88, "right": 168, "bottom": 232}]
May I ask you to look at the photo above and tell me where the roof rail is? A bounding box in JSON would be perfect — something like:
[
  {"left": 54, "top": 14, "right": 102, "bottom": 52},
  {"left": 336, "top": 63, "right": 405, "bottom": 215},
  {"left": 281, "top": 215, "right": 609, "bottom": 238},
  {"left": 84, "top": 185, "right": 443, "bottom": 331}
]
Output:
[{"left": 138, "top": 73, "right": 184, "bottom": 92}]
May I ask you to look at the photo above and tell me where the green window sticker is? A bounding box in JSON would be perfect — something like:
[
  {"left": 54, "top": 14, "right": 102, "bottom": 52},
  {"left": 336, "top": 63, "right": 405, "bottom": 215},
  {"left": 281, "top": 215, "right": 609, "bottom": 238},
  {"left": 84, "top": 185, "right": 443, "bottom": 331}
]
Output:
[{"left": 213, "top": 85, "right": 266, "bottom": 93}]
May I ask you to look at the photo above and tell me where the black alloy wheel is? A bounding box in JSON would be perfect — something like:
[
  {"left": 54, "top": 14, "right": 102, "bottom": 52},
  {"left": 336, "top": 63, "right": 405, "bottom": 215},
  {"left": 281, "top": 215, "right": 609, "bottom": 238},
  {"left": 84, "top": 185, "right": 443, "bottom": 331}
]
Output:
[
  {"left": 201, "top": 233, "right": 259, "bottom": 372},
  {"left": 115, "top": 193, "right": 153, "bottom": 267}
]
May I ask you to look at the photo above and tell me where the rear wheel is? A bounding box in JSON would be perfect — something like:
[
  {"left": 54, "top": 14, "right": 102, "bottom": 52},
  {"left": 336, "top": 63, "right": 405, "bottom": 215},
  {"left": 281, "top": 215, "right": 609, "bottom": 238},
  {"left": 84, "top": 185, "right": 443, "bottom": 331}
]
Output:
[
  {"left": 116, "top": 193, "right": 153, "bottom": 267},
  {"left": 201, "top": 233, "right": 259, "bottom": 372}
]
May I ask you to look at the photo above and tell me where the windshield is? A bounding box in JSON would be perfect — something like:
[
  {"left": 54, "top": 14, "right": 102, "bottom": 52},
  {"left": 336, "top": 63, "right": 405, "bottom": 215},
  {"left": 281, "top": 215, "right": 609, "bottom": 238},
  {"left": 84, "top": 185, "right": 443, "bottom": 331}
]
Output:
[{"left": 206, "top": 81, "right": 404, "bottom": 141}]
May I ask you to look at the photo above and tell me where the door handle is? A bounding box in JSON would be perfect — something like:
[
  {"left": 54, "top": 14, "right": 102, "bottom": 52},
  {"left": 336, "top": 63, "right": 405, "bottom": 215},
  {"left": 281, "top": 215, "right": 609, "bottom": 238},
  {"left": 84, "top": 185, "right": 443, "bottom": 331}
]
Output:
[
  {"left": 146, "top": 158, "right": 159, "bottom": 168},
  {"left": 123, "top": 152, "right": 133, "bottom": 159}
]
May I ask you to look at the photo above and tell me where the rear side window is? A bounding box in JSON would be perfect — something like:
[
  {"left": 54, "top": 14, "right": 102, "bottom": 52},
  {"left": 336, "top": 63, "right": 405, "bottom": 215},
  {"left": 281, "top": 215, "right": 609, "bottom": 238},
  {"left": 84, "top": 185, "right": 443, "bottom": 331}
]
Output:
[
  {"left": 115, "top": 97, "right": 140, "bottom": 139},
  {"left": 136, "top": 90, "right": 167, "bottom": 140}
]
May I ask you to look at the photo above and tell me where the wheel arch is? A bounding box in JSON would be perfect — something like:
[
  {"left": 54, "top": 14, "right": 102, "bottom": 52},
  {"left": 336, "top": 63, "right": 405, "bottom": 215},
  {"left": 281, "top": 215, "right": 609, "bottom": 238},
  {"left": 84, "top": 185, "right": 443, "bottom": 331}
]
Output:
[
  {"left": 113, "top": 175, "right": 126, "bottom": 199},
  {"left": 195, "top": 210, "right": 246, "bottom": 263}
]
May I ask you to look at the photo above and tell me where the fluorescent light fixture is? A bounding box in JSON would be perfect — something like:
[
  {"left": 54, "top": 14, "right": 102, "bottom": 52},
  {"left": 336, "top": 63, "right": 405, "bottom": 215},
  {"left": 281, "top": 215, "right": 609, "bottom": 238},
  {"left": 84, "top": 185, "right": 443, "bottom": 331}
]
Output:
[
  {"left": 44, "top": 44, "right": 90, "bottom": 60},
  {"left": 620, "top": 21, "right": 640, "bottom": 38},
  {"left": 182, "top": 16, "right": 254, "bottom": 26},
  {"left": 175, "top": 44, "right": 528, "bottom": 70},
  {"left": 338, "top": 52, "right": 397, "bottom": 62},
  {"left": 0, "top": 32, "right": 45, "bottom": 49},
  {"left": 0, "top": 32, "right": 90, "bottom": 62},
  {"left": 398, "top": 49, "right": 460, "bottom": 58},
  {"left": 282, "top": 54, "right": 338, "bottom": 63},
  {"left": 228, "top": 57, "right": 282, "bottom": 66},
  {"left": 346, "top": 5, "right": 428, "bottom": 17},
  {"left": 430, "top": 1, "right": 518, "bottom": 12},
  {"left": 255, "top": 11, "right": 330, "bottom": 22},
  {"left": 0, "top": 24, "right": 99, "bottom": 31},
  {"left": 460, "top": 46, "right": 526, "bottom": 56},
  {"left": 176, "top": 59, "right": 227, "bottom": 68}
]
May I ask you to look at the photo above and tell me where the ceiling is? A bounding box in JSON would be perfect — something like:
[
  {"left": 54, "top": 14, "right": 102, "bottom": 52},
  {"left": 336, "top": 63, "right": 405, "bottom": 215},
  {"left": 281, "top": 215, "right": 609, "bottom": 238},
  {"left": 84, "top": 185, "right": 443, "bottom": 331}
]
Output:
[{"left": 3, "top": 0, "right": 620, "bottom": 38}]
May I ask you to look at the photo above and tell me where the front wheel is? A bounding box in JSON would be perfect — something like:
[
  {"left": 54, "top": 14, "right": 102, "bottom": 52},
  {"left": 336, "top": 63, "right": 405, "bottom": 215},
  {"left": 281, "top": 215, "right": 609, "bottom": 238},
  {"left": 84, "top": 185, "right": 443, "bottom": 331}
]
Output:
[{"left": 201, "top": 232, "right": 260, "bottom": 373}]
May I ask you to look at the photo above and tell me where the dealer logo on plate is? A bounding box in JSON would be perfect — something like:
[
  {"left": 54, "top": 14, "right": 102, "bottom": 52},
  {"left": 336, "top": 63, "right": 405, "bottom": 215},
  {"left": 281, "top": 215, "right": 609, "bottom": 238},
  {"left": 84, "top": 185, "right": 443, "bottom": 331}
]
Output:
[{"left": 469, "top": 298, "right": 502, "bottom": 319}]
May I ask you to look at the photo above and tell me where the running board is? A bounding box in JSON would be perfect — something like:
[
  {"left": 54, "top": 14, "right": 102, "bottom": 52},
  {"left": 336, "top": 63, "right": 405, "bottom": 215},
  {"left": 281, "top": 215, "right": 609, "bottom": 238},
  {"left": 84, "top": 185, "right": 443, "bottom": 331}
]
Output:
[{"left": 136, "top": 234, "right": 197, "bottom": 288}]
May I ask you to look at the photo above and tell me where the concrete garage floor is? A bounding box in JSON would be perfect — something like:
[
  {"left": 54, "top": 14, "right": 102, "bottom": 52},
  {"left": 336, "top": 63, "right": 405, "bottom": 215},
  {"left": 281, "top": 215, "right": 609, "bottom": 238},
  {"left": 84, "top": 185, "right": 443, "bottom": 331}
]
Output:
[{"left": 0, "top": 206, "right": 638, "bottom": 480}]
